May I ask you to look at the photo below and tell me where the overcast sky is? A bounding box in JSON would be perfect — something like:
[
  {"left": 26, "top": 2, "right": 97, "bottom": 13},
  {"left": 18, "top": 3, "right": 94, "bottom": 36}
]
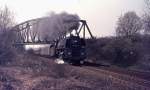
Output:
[{"left": 0, "top": 0, "right": 145, "bottom": 37}]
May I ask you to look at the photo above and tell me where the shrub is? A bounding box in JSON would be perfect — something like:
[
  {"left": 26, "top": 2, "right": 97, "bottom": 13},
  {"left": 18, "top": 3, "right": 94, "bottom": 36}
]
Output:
[
  {"left": 110, "top": 37, "right": 139, "bottom": 67},
  {"left": 86, "top": 37, "right": 112, "bottom": 62},
  {"left": 0, "top": 30, "right": 17, "bottom": 65},
  {"left": 86, "top": 36, "right": 140, "bottom": 67}
]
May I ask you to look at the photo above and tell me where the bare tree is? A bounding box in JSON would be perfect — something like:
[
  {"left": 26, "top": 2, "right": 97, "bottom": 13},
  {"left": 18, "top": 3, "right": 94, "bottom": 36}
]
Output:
[
  {"left": 0, "top": 6, "right": 15, "bottom": 48},
  {"left": 0, "top": 6, "right": 15, "bottom": 40},
  {"left": 142, "top": 0, "right": 150, "bottom": 34},
  {"left": 144, "top": 0, "right": 150, "bottom": 14},
  {"left": 142, "top": 14, "right": 150, "bottom": 34},
  {"left": 0, "top": 6, "right": 14, "bottom": 33},
  {"left": 116, "top": 11, "right": 142, "bottom": 37},
  {"left": 0, "top": 6, "right": 16, "bottom": 65}
]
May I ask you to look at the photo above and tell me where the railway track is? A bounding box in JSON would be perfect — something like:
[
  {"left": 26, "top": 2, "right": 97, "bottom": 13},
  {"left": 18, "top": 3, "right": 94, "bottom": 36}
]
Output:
[{"left": 83, "top": 66, "right": 150, "bottom": 90}]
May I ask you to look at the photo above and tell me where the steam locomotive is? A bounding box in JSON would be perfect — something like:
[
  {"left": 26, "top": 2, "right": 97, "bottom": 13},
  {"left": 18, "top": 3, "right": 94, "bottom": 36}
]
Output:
[
  {"left": 52, "top": 20, "right": 93, "bottom": 65},
  {"left": 56, "top": 35, "right": 86, "bottom": 65}
]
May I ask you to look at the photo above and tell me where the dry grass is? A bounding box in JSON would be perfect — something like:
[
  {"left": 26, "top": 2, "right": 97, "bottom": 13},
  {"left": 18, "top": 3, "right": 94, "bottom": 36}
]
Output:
[{"left": 0, "top": 53, "right": 149, "bottom": 90}]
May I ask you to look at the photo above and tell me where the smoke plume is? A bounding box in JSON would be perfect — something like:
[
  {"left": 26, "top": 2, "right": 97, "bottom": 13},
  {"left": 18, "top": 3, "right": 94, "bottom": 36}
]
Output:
[{"left": 33, "top": 12, "right": 80, "bottom": 41}]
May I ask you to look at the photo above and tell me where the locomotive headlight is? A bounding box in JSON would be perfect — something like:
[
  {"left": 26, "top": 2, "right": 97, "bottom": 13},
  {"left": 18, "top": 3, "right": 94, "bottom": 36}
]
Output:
[
  {"left": 81, "top": 52, "right": 85, "bottom": 55},
  {"left": 81, "top": 46, "right": 85, "bottom": 48},
  {"left": 67, "top": 52, "right": 71, "bottom": 55}
]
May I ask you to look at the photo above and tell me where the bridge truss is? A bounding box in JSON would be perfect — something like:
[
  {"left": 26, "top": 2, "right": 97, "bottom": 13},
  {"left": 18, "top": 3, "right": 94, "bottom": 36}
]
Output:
[{"left": 12, "top": 18, "right": 94, "bottom": 46}]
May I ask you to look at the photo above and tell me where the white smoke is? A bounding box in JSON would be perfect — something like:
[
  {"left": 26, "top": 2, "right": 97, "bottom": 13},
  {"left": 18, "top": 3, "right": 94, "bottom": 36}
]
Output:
[{"left": 33, "top": 12, "right": 80, "bottom": 41}]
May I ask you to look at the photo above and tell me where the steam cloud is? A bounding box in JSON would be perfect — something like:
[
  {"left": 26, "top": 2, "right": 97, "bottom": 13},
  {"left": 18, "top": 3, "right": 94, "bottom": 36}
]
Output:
[{"left": 33, "top": 12, "right": 80, "bottom": 41}]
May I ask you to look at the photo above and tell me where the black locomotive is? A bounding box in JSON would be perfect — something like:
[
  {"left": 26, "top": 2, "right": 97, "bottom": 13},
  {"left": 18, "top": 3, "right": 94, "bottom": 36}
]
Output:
[
  {"left": 52, "top": 20, "right": 94, "bottom": 65},
  {"left": 56, "top": 35, "right": 86, "bottom": 64}
]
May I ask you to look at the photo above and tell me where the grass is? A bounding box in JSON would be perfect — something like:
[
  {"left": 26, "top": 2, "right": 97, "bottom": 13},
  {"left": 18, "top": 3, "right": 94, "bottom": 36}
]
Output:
[{"left": 0, "top": 52, "right": 149, "bottom": 90}]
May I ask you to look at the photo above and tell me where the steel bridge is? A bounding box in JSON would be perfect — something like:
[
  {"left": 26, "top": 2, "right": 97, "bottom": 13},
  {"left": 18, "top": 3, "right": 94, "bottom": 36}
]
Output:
[{"left": 11, "top": 17, "right": 94, "bottom": 46}]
